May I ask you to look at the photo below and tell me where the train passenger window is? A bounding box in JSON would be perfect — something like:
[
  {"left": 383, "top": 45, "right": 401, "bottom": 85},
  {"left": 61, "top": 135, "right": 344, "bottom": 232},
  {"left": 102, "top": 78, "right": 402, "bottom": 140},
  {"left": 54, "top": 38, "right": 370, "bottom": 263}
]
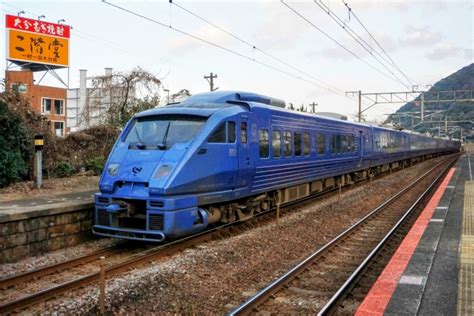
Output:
[
  {"left": 330, "top": 135, "right": 336, "bottom": 154},
  {"left": 317, "top": 134, "right": 325, "bottom": 155},
  {"left": 336, "top": 135, "right": 342, "bottom": 153},
  {"left": 351, "top": 135, "right": 356, "bottom": 152},
  {"left": 241, "top": 122, "right": 247, "bottom": 144},
  {"left": 208, "top": 123, "right": 226, "bottom": 143},
  {"left": 304, "top": 132, "right": 310, "bottom": 156},
  {"left": 259, "top": 129, "right": 269, "bottom": 158},
  {"left": 294, "top": 132, "right": 302, "bottom": 156},
  {"left": 272, "top": 130, "right": 282, "bottom": 158},
  {"left": 341, "top": 135, "right": 348, "bottom": 153},
  {"left": 284, "top": 131, "right": 292, "bottom": 157},
  {"left": 228, "top": 121, "right": 236, "bottom": 143}
]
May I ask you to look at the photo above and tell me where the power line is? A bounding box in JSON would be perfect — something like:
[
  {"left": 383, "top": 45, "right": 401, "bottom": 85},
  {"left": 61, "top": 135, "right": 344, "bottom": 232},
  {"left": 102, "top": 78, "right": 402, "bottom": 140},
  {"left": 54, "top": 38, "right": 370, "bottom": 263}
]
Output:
[
  {"left": 341, "top": 0, "right": 417, "bottom": 86},
  {"left": 281, "top": 0, "right": 410, "bottom": 90},
  {"left": 313, "top": 0, "right": 412, "bottom": 89},
  {"left": 170, "top": 0, "right": 347, "bottom": 96},
  {"left": 102, "top": 0, "right": 353, "bottom": 99}
]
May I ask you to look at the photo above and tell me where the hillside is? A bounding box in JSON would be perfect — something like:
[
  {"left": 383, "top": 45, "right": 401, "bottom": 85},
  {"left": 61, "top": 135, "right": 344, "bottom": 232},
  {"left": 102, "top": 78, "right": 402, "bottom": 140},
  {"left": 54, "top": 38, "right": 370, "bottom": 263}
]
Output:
[{"left": 388, "top": 63, "right": 474, "bottom": 139}]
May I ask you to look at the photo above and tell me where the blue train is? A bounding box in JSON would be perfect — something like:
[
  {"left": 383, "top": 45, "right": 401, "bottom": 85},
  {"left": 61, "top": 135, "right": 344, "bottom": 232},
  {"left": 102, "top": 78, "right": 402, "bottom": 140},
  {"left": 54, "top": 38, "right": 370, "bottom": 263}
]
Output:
[{"left": 93, "top": 91, "right": 460, "bottom": 242}]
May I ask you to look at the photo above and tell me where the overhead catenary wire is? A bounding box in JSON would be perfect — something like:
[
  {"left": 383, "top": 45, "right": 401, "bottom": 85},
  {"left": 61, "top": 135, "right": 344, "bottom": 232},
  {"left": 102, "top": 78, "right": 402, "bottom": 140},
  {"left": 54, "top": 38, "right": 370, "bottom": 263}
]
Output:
[
  {"left": 281, "top": 0, "right": 410, "bottom": 90},
  {"left": 102, "top": 0, "right": 353, "bottom": 99},
  {"left": 170, "top": 0, "right": 347, "bottom": 96},
  {"left": 341, "top": 0, "right": 418, "bottom": 87},
  {"left": 313, "top": 0, "right": 413, "bottom": 89}
]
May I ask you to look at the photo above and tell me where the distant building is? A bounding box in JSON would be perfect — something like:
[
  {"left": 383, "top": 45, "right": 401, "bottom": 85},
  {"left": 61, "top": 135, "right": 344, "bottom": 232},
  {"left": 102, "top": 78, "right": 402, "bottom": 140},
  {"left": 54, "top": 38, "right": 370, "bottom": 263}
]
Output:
[
  {"left": 5, "top": 69, "right": 67, "bottom": 136},
  {"left": 67, "top": 68, "right": 136, "bottom": 132}
]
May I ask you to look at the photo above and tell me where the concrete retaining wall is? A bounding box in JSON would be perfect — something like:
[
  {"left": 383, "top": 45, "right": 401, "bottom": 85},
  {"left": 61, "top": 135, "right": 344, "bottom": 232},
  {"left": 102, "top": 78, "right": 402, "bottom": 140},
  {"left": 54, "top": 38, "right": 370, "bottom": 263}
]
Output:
[{"left": 0, "top": 203, "right": 95, "bottom": 263}]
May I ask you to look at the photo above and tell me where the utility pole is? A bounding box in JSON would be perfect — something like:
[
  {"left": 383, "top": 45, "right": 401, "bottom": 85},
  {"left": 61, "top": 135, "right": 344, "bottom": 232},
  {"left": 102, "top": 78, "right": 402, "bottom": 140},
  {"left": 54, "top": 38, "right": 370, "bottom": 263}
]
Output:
[
  {"left": 358, "top": 90, "right": 361, "bottom": 122},
  {"left": 309, "top": 102, "right": 318, "bottom": 113},
  {"left": 204, "top": 72, "right": 218, "bottom": 91}
]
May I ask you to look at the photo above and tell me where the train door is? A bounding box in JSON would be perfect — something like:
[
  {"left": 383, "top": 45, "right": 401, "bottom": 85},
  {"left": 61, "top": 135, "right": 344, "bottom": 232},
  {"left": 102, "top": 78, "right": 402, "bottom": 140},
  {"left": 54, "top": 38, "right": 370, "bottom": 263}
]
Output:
[
  {"left": 357, "top": 130, "right": 364, "bottom": 167},
  {"left": 236, "top": 115, "right": 251, "bottom": 188}
]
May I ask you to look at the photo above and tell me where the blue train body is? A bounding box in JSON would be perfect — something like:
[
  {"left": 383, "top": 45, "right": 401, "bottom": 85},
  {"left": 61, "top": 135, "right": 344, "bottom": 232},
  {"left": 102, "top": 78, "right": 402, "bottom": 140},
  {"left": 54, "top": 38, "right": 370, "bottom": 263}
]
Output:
[{"left": 93, "top": 91, "right": 461, "bottom": 242}]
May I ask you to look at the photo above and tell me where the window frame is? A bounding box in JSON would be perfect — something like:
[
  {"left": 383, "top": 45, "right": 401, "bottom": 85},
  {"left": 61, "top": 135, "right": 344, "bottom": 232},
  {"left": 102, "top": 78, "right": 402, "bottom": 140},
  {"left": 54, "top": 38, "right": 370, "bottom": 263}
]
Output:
[
  {"left": 272, "top": 129, "right": 282, "bottom": 158},
  {"left": 294, "top": 132, "right": 302, "bottom": 156},
  {"left": 317, "top": 133, "right": 326, "bottom": 156},
  {"left": 303, "top": 132, "right": 310, "bottom": 156},
  {"left": 259, "top": 128, "right": 270, "bottom": 158},
  {"left": 208, "top": 122, "right": 227, "bottom": 143},
  {"left": 240, "top": 122, "right": 248, "bottom": 144},
  {"left": 284, "top": 130, "right": 292, "bottom": 157}
]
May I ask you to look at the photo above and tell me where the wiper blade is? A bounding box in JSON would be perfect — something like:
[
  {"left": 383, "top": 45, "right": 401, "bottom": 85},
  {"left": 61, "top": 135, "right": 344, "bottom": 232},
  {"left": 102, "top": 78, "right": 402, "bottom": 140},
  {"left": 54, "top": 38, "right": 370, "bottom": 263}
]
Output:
[
  {"left": 158, "top": 122, "right": 171, "bottom": 150},
  {"left": 134, "top": 127, "right": 146, "bottom": 150}
]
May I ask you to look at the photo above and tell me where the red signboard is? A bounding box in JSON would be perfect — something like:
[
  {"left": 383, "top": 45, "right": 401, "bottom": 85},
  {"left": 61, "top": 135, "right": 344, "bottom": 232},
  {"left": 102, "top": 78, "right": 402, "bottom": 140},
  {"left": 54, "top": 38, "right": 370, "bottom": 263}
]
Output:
[{"left": 5, "top": 14, "right": 70, "bottom": 38}]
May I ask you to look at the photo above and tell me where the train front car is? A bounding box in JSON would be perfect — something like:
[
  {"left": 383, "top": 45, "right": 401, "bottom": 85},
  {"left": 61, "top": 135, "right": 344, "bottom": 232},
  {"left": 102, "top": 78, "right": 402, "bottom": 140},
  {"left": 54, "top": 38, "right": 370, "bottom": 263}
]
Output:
[{"left": 93, "top": 91, "right": 256, "bottom": 242}]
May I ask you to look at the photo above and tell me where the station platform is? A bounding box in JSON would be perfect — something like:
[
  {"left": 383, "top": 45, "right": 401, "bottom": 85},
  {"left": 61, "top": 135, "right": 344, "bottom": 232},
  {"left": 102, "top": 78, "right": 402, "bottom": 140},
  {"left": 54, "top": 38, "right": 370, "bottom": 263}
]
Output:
[
  {"left": 0, "top": 190, "right": 97, "bottom": 263},
  {"left": 356, "top": 153, "right": 473, "bottom": 315}
]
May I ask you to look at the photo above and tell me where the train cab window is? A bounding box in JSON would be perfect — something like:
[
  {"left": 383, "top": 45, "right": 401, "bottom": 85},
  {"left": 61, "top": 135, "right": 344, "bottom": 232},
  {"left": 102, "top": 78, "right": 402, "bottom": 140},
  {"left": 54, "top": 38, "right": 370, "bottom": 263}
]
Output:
[
  {"left": 208, "top": 123, "right": 226, "bottom": 143},
  {"left": 259, "top": 129, "right": 269, "bottom": 158},
  {"left": 272, "top": 130, "right": 282, "bottom": 158},
  {"left": 294, "top": 132, "right": 302, "bottom": 156},
  {"left": 317, "top": 134, "right": 325, "bottom": 155},
  {"left": 304, "top": 132, "right": 310, "bottom": 156},
  {"left": 284, "top": 130, "right": 292, "bottom": 157},
  {"left": 241, "top": 122, "right": 247, "bottom": 144},
  {"left": 228, "top": 121, "right": 236, "bottom": 143}
]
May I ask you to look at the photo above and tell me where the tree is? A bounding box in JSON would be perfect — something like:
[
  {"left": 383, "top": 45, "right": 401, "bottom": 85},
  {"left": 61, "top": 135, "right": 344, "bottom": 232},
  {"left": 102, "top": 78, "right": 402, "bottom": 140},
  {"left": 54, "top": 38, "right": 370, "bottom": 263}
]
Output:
[
  {"left": 0, "top": 99, "right": 32, "bottom": 187},
  {"left": 84, "top": 67, "right": 162, "bottom": 128},
  {"left": 170, "top": 89, "right": 192, "bottom": 103}
]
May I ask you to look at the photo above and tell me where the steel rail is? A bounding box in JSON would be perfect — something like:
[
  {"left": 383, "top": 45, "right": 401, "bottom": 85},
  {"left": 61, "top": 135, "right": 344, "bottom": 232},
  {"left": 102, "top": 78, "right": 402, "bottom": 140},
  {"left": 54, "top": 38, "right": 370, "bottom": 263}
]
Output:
[
  {"left": 229, "top": 155, "right": 457, "bottom": 316},
  {"left": 0, "top": 154, "right": 456, "bottom": 314},
  {"left": 0, "top": 246, "right": 121, "bottom": 289},
  {"left": 317, "top": 155, "right": 456, "bottom": 315}
]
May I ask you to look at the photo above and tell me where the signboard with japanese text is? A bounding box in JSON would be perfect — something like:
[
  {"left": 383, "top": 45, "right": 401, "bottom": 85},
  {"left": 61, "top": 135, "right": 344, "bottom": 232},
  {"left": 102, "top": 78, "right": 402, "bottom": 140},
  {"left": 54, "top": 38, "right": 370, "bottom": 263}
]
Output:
[{"left": 5, "top": 14, "right": 70, "bottom": 68}]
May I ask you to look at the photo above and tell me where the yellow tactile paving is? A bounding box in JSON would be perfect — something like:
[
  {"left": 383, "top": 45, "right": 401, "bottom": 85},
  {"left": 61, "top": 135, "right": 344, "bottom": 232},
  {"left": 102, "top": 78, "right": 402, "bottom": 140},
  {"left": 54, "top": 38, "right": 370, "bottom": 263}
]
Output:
[{"left": 458, "top": 181, "right": 474, "bottom": 316}]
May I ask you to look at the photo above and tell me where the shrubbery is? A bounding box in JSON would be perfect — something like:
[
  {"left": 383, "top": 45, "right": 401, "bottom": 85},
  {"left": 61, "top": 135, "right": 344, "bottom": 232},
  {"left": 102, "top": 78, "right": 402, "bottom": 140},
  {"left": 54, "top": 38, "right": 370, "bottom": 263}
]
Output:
[
  {"left": 85, "top": 156, "right": 106, "bottom": 175},
  {"left": 0, "top": 100, "right": 32, "bottom": 187}
]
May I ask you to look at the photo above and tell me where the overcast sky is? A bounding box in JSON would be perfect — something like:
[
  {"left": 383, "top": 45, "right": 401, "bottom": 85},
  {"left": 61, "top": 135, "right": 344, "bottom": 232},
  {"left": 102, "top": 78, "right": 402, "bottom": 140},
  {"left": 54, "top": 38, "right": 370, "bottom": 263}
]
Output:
[{"left": 1, "top": 0, "right": 472, "bottom": 121}]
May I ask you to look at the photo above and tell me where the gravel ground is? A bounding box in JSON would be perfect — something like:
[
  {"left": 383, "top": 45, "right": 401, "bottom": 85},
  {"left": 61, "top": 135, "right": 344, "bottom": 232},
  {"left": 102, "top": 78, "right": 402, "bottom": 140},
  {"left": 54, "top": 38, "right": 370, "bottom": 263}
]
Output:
[{"left": 20, "top": 158, "right": 444, "bottom": 315}]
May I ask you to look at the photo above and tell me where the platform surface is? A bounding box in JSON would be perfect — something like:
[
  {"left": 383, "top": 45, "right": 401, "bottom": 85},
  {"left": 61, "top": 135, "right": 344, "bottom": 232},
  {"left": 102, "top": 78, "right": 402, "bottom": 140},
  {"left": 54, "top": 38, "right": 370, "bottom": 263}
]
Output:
[
  {"left": 356, "top": 153, "right": 473, "bottom": 315},
  {"left": 0, "top": 190, "right": 96, "bottom": 222}
]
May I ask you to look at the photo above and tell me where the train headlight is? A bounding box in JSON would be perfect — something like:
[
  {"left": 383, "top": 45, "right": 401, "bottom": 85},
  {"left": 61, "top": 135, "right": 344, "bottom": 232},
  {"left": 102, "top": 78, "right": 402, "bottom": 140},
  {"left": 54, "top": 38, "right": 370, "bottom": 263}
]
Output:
[
  {"left": 107, "top": 164, "right": 120, "bottom": 177},
  {"left": 154, "top": 165, "right": 172, "bottom": 178}
]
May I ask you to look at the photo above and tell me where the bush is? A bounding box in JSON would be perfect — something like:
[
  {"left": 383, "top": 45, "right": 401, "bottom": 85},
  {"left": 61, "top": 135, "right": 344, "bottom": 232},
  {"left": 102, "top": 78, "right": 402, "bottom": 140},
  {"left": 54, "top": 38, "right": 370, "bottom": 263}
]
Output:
[
  {"left": 85, "top": 156, "right": 105, "bottom": 175},
  {"left": 53, "top": 161, "right": 75, "bottom": 178},
  {"left": 0, "top": 100, "right": 32, "bottom": 188}
]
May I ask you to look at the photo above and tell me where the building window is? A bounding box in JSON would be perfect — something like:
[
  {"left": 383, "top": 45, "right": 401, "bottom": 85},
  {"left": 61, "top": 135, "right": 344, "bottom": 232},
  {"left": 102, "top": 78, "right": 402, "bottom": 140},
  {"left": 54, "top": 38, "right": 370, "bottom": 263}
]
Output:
[
  {"left": 54, "top": 121, "right": 64, "bottom": 136},
  {"left": 317, "top": 134, "right": 325, "bottom": 155},
  {"left": 54, "top": 99, "right": 65, "bottom": 115},
  {"left": 259, "top": 129, "right": 269, "bottom": 158},
  {"left": 241, "top": 122, "right": 247, "bottom": 144},
  {"left": 272, "top": 130, "right": 282, "bottom": 158},
  {"left": 304, "top": 132, "right": 310, "bottom": 156},
  {"left": 294, "top": 132, "right": 302, "bottom": 156},
  {"left": 42, "top": 98, "right": 52, "bottom": 114},
  {"left": 11, "top": 83, "right": 27, "bottom": 93},
  {"left": 284, "top": 130, "right": 292, "bottom": 157},
  {"left": 208, "top": 122, "right": 226, "bottom": 143},
  {"left": 228, "top": 121, "right": 236, "bottom": 143}
]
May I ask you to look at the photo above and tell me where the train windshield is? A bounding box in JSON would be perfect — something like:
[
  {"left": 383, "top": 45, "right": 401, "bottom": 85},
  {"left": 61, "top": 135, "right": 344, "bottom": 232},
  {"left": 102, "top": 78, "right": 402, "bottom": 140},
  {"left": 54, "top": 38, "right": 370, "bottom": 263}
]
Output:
[{"left": 124, "top": 115, "right": 207, "bottom": 150}]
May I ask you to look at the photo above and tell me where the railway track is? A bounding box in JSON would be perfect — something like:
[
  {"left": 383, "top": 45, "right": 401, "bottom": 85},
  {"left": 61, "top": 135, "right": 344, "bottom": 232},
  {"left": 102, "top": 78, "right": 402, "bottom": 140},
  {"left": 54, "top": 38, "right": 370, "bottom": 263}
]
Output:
[
  {"left": 230, "top": 155, "right": 457, "bottom": 315},
  {"left": 0, "top": 155, "right": 455, "bottom": 314}
]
